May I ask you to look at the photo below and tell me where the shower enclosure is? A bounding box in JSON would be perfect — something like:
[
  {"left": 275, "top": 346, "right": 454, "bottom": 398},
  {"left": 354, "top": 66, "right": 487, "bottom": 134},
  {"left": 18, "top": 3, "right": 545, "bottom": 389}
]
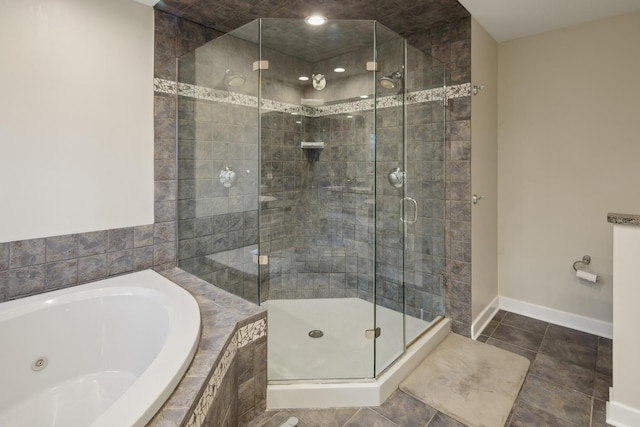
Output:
[{"left": 177, "top": 19, "right": 446, "bottom": 383}]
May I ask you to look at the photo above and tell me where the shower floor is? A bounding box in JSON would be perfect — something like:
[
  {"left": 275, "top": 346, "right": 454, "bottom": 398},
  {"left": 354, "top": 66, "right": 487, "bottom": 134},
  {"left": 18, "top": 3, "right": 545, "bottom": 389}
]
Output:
[{"left": 263, "top": 298, "right": 432, "bottom": 381}]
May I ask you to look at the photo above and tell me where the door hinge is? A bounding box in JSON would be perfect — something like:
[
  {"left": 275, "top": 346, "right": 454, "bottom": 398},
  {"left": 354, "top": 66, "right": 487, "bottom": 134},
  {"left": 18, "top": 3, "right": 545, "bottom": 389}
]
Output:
[
  {"left": 440, "top": 272, "right": 448, "bottom": 288},
  {"left": 253, "top": 60, "right": 269, "bottom": 71},
  {"left": 253, "top": 254, "right": 269, "bottom": 265},
  {"left": 365, "top": 327, "right": 381, "bottom": 339}
]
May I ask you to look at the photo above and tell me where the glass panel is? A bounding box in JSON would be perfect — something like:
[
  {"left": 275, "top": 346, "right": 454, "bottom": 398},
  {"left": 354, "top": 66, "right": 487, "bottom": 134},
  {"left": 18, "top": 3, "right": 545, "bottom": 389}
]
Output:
[
  {"left": 176, "top": 22, "right": 261, "bottom": 303},
  {"left": 403, "top": 44, "right": 447, "bottom": 345},
  {"left": 373, "top": 22, "right": 407, "bottom": 376},
  {"left": 255, "top": 19, "right": 377, "bottom": 381},
  {"left": 176, "top": 18, "right": 448, "bottom": 384}
]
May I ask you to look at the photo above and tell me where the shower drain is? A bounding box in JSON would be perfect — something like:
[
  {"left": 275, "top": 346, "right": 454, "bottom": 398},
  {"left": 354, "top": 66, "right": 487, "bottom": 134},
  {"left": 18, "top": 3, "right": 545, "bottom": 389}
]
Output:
[
  {"left": 308, "top": 330, "right": 324, "bottom": 338},
  {"left": 31, "top": 356, "right": 48, "bottom": 372}
]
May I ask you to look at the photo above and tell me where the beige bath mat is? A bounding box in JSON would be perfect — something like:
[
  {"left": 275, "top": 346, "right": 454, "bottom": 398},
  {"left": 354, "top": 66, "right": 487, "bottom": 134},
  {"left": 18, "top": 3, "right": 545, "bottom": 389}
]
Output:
[{"left": 400, "top": 333, "right": 529, "bottom": 427}]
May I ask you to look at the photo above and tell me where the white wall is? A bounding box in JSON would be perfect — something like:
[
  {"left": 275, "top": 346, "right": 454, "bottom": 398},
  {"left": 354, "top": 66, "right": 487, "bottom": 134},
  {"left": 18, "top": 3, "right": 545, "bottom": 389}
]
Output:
[
  {"left": 471, "top": 19, "right": 498, "bottom": 324},
  {"left": 610, "top": 225, "right": 640, "bottom": 424},
  {"left": 0, "top": 0, "right": 155, "bottom": 242},
  {"left": 497, "top": 12, "right": 640, "bottom": 323}
]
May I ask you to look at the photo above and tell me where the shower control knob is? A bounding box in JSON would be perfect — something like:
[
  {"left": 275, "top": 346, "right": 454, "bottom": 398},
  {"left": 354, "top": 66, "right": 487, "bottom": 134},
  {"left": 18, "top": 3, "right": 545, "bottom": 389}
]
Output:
[
  {"left": 388, "top": 167, "right": 404, "bottom": 188},
  {"left": 312, "top": 74, "right": 326, "bottom": 90},
  {"left": 220, "top": 166, "right": 237, "bottom": 188}
]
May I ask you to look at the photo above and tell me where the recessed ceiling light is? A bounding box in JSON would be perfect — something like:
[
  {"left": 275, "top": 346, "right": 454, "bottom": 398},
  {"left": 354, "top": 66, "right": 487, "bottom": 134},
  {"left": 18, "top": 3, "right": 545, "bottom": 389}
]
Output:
[
  {"left": 298, "top": 76, "right": 310, "bottom": 81},
  {"left": 360, "top": 95, "right": 369, "bottom": 99},
  {"left": 295, "top": 121, "right": 302, "bottom": 124},
  {"left": 347, "top": 115, "right": 353, "bottom": 118},
  {"left": 305, "top": 15, "right": 327, "bottom": 26},
  {"left": 334, "top": 67, "right": 346, "bottom": 73}
]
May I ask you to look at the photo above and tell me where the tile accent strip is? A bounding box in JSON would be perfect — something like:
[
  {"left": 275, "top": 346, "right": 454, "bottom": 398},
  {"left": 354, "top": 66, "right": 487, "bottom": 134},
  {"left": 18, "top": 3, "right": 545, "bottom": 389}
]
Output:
[
  {"left": 185, "top": 317, "right": 267, "bottom": 427},
  {"left": 153, "top": 78, "right": 470, "bottom": 116},
  {"left": 238, "top": 317, "right": 267, "bottom": 347}
]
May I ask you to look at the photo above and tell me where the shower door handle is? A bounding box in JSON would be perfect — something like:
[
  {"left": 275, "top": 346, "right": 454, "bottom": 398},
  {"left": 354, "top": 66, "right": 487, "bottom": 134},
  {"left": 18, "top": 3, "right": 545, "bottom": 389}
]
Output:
[{"left": 401, "top": 197, "right": 418, "bottom": 224}]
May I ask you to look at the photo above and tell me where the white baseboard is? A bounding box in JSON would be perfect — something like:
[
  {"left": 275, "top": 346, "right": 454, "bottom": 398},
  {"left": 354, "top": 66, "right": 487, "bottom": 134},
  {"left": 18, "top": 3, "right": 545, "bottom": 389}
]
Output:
[
  {"left": 607, "top": 389, "right": 640, "bottom": 427},
  {"left": 499, "top": 296, "right": 612, "bottom": 339},
  {"left": 471, "top": 296, "right": 500, "bottom": 339}
]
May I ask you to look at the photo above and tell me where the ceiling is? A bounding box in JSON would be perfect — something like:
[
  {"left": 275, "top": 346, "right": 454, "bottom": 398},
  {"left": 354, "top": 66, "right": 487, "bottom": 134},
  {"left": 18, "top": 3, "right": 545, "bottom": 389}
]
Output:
[
  {"left": 456, "top": 0, "right": 640, "bottom": 42},
  {"left": 141, "top": 0, "right": 640, "bottom": 43},
  {"left": 151, "top": 0, "right": 470, "bottom": 37}
]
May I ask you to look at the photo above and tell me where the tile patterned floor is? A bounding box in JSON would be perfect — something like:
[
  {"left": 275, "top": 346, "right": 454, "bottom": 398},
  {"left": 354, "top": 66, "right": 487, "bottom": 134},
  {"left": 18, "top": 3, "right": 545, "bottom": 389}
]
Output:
[{"left": 247, "top": 310, "right": 612, "bottom": 427}]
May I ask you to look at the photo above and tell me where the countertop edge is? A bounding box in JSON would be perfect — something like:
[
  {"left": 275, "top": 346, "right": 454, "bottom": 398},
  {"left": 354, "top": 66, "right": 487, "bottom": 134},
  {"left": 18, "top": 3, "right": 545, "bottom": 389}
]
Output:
[{"left": 607, "top": 213, "right": 640, "bottom": 226}]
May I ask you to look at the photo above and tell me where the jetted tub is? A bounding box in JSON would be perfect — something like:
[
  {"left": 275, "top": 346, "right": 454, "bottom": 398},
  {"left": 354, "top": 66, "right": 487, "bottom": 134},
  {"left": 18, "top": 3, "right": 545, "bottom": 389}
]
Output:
[{"left": 0, "top": 270, "right": 200, "bottom": 427}]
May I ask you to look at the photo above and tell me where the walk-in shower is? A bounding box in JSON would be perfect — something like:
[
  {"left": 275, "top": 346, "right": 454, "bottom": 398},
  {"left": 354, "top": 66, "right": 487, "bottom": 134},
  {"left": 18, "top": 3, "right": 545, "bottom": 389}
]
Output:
[{"left": 176, "top": 18, "right": 448, "bottom": 402}]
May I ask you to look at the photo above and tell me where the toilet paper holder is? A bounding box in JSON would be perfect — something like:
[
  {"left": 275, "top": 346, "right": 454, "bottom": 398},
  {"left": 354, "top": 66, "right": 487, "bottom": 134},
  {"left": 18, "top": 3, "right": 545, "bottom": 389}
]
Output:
[{"left": 572, "top": 255, "right": 592, "bottom": 271}]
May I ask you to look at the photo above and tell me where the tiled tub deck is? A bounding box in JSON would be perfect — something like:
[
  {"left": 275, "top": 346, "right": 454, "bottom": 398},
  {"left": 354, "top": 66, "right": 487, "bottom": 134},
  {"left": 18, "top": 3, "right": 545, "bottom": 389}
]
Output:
[{"left": 149, "top": 268, "right": 267, "bottom": 427}]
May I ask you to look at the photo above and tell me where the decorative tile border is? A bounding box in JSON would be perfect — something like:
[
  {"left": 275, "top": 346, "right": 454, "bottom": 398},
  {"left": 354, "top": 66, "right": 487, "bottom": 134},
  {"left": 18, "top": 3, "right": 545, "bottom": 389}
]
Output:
[
  {"left": 154, "top": 78, "right": 470, "bottom": 117},
  {"left": 185, "top": 317, "right": 266, "bottom": 427},
  {"left": 238, "top": 317, "right": 267, "bottom": 347},
  {"left": 446, "top": 83, "right": 471, "bottom": 99}
]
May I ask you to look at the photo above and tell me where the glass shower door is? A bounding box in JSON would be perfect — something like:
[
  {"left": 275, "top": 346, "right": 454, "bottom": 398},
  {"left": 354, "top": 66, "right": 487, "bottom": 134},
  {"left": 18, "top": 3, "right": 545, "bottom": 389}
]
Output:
[
  {"left": 257, "top": 19, "right": 378, "bottom": 381},
  {"left": 176, "top": 25, "right": 261, "bottom": 304},
  {"left": 402, "top": 45, "right": 447, "bottom": 345},
  {"left": 374, "top": 30, "right": 447, "bottom": 376},
  {"left": 176, "top": 17, "right": 448, "bottom": 385},
  {"left": 373, "top": 24, "right": 407, "bottom": 375}
]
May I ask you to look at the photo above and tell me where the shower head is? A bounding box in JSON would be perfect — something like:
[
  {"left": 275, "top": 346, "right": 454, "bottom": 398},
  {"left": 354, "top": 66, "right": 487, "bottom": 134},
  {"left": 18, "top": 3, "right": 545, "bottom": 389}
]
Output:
[
  {"left": 379, "top": 71, "right": 402, "bottom": 89},
  {"left": 224, "top": 69, "right": 246, "bottom": 87}
]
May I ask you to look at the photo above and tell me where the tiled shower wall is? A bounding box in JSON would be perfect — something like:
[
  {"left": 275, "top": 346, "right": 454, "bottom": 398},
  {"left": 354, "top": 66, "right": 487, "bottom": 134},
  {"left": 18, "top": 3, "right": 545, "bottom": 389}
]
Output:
[
  {"left": 171, "top": 29, "right": 449, "bottom": 325},
  {"left": 267, "top": 111, "right": 375, "bottom": 302},
  {"left": 373, "top": 40, "right": 448, "bottom": 321},
  {"left": 160, "top": 12, "right": 472, "bottom": 335},
  {"left": 408, "top": 17, "right": 473, "bottom": 335}
]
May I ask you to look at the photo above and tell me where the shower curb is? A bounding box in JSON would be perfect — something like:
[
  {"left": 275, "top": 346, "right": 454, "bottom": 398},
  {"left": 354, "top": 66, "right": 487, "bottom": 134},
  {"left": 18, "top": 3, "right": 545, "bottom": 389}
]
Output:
[{"left": 266, "top": 317, "right": 451, "bottom": 409}]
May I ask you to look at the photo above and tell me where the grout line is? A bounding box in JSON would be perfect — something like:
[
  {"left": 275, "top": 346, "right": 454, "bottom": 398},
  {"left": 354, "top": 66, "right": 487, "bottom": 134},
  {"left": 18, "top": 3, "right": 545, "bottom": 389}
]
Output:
[
  {"left": 527, "top": 373, "right": 598, "bottom": 400},
  {"left": 256, "top": 409, "right": 293, "bottom": 426},
  {"left": 424, "top": 411, "right": 437, "bottom": 427},
  {"left": 342, "top": 408, "right": 363, "bottom": 426},
  {"left": 485, "top": 335, "right": 539, "bottom": 355},
  {"left": 422, "top": 412, "right": 434, "bottom": 427},
  {"left": 497, "top": 321, "right": 547, "bottom": 338},
  {"left": 517, "top": 377, "right": 585, "bottom": 427},
  {"left": 366, "top": 408, "right": 401, "bottom": 427}
]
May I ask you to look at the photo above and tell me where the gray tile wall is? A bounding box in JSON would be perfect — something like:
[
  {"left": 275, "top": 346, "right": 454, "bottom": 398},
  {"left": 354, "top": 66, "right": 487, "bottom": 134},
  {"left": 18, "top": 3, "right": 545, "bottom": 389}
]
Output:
[
  {"left": 408, "top": 17, "right": 472, "bottom": 335},
  {"left": 176, "top": 87, "right": 260, "bottom": 302},
  {"left": 261, "top": 46, "right": 376, "bottom": 303},
  {"left": 203, "top": 357, "right": 238, "bottom": 427},
  {"left": 0, "top": 225, "right": 174, "bottom": 303},
  {"left": 201, "top": 334, "right": 267, "bottom": 427},
  {"left": 372, "top": 39, "right": 449, "bottom": 322},
  {"left": 161, "top": 10, "right": 471, "bottom": 334},
  {"left": 264, "top": 110, "right": 375, "bottom": 302}
]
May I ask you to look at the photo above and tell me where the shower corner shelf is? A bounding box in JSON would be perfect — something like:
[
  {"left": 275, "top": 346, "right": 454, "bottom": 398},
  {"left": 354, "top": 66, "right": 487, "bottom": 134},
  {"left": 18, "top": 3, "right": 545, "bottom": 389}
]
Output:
[{"left": 301, "top": 141, "right": 324, "bottom": 164}]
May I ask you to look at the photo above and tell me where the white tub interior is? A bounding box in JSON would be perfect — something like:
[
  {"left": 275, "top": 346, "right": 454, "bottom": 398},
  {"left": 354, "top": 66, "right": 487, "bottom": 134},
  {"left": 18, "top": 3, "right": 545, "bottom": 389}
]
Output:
[{"left": 0, "top": 270, "right": 200, "bottom": 427}]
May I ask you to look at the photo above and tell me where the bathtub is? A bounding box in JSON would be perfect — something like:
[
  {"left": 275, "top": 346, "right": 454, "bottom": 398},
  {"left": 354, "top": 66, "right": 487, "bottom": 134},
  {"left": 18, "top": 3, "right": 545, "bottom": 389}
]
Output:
[{"left": 0, "top": 270, "right": 200, "bottom": 427}]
